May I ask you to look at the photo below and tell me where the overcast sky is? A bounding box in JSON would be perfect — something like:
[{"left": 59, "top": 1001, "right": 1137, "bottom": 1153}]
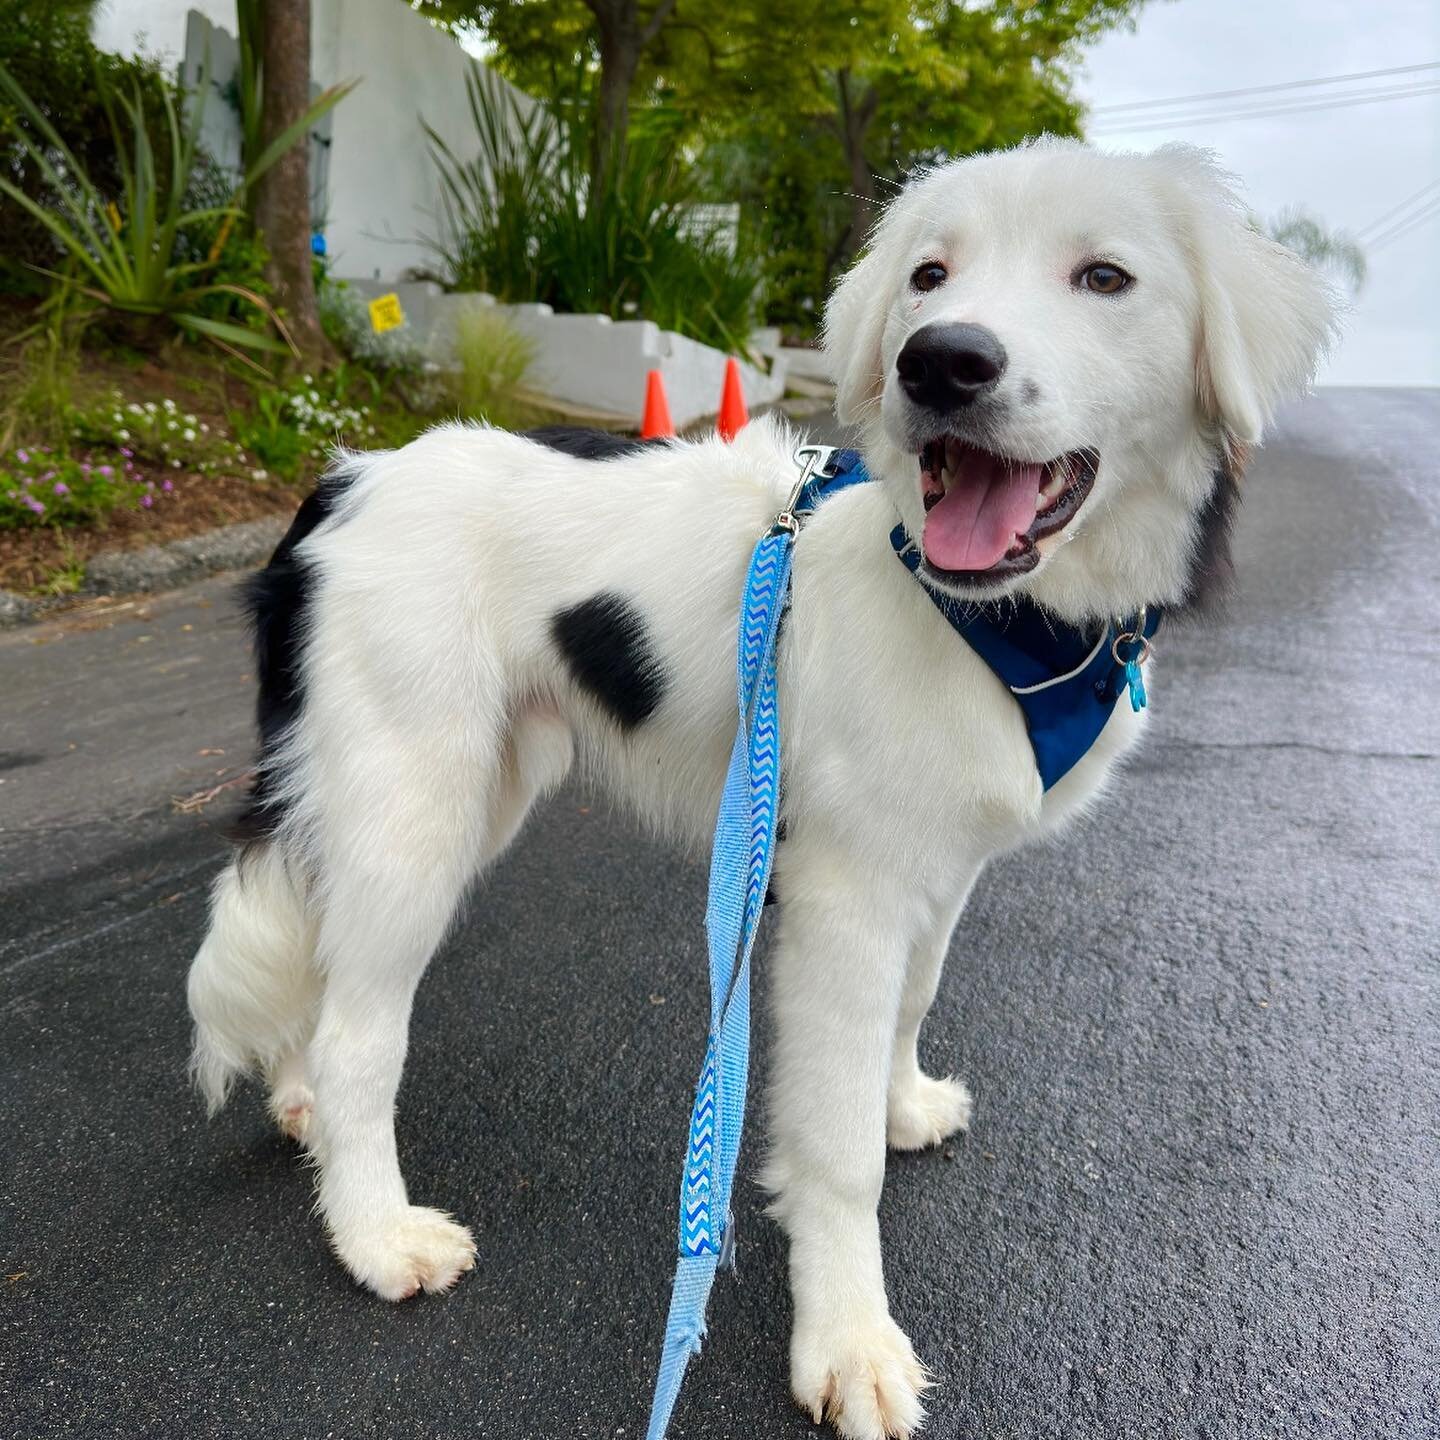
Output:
[{"left": 1076, "top": 0, "right": 1439, "bottom": 387}]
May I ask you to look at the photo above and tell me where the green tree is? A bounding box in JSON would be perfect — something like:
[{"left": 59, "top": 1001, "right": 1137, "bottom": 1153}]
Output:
[
  {"left": 412, "top": 1, "right": 1150, "bottom": 331},
  {"left": 1265, "top": 207, "right": 1366, "bottom": 293},
  {"left": 413, "top": 0, "right": 680, "bottom": 182}
]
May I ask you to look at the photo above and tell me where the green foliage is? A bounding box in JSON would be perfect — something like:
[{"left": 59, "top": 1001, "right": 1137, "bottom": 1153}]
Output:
[
  {"left": 1265, "top": 207, "right": 1366, "bottom": 294},
  {"left": 0, "top": 1, "right": 169, "bottom": 296},
  {"left": 72, "top": 391, "right": 248, "bottom": 476},
  {"left": 429, "top": 0, "right": 1149, "bottom": 336},
  {"left": 230, "top": 368, "right": 380, "bottom": 481},
  {"left": 425, "top": 66, "right": 760, "bottom": 352},
  {"left": 0, "top": 441, "right": 147, "bottom": 529},
  {"left": 318, "top": 281, "right": 431, "bottom": 378},
  {"left": 0, "top": 49, "right": 354, "bottom": 361},
  {"left": 1, "top": 301, "right": 83, "bottom": 450},
  {"left": 446, "top": 305, "right": 536, "bottom": 427},
  {"left": 229, "top": 388, "right": 308, "bottom": 479}
]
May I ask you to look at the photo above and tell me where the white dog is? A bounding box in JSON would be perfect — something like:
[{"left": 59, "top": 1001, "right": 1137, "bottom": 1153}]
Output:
[{"left": 188, "top": 140, "right": 1335, "bottom": 1438}]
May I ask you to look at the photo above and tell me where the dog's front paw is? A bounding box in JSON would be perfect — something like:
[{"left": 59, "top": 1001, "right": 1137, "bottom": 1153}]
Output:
[
  {"left": 332, "top": 1206, "right": 477, "bottom": 1302},
  {"left": 886, "top": 1073, "right": 973, "bottom": 1152},
  {"left": 792, "top": 1312, "right": 930, "bottom": 1439}
]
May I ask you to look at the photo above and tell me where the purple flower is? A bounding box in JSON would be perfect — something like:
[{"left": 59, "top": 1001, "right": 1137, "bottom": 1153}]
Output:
[
  {"left": 53, "top": 481, "right": 69, "bottom": 495},
  {"left": 96, "top": 465, "right": 113, "bottom": 477},
  {"left": 81, "top": 462, "right": 92, "bottom": 473},
  {"left": 120, "top": 448, "right": 133, "bottom": 458},
  {"left": 140, "top": 494, "right": 153, "bottom": 508},
  {"left": 41, "top": 470, "right": 56, "bottom": 482},
  {"left": 17, "top": 449, "right": 29, "bottom": 463},
  {"left": 161, "top": 479, "right": 173, "bottom": 493},
  {"left": 26, "top": 497, "right": 44, "bottom": 514}
]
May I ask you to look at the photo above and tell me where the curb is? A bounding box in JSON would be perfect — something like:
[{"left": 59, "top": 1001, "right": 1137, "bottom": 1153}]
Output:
[{"left": 0, "top": 515, "right": 289, "bottom": 630}]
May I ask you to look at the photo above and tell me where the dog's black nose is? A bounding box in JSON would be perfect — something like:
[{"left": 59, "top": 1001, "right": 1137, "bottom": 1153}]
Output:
[{"left": 896, "top": 323, "right": 1008, "bottom": 409}]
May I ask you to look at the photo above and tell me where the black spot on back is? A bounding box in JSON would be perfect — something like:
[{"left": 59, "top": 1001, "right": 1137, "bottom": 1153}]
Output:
[
  {"left": 230, "top": 467, "right": 358, "bottom": 845},
  {"left": 524, "top": 425, "right": 672, "bottom": 461},
  {"left": 1175, "top": 461, "right": 1241, "bottom": 618},
  {"left": 551, "top": 593, "right": 665, "bottom": 730}
]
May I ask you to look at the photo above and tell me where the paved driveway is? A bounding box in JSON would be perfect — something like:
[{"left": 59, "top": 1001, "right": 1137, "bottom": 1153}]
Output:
[{"left": 2, "top": 389, "right": 1436, "bottom": 1439}]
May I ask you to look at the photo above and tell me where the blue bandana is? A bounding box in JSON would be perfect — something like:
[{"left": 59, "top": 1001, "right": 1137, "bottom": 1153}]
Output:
[{"left": 816, "top": 449, "right": 1160, "bottom": 792}]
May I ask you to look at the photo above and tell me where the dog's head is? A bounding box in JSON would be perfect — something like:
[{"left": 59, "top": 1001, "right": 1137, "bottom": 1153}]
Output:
[{"left": 824, "top": 140, "right": 1338, "bottom": 620}]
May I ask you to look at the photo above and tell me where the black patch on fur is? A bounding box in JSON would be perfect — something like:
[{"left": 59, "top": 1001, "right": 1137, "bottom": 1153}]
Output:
[
  {"left": 551, "top": 593, "right": 665, "bottom": 729},
  {"left": 229, "top": 471, "right": 356, "bottom": 845},
  {"left": 524, "top": 425, "right": 673, "bottom": 462},
  {"left": 1174, "top": 460, "right": 1241, "bottom": 618}
]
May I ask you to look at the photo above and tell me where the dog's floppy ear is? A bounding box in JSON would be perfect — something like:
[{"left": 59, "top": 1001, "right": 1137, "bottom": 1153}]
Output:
[
  {"left": 824, "top": 189, "right": 922, "bottom": 426},
  {"left": 1165, "top": 146, "right": 1339, "bottom": 454},
  {"left": 823, "top": 242, "right": 891, "bottom": 426}
]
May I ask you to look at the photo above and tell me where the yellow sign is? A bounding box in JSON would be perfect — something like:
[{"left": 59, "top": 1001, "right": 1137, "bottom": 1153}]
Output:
[{"left": 368, "top": 293, "right": 405, "bottom": 334}]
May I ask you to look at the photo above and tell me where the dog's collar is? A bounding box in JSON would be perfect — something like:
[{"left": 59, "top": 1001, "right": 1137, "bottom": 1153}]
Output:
[{"left": 806, "top": 448, "right": 1162, "bottom": 791}]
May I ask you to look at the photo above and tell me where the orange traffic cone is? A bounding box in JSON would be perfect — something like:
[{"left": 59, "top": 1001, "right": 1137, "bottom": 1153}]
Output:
[
  {"left": 717, "top": 357, "right": 748, "bottom": 441},
  {"left": 640, "top": 369, "right": 675, "bottom": 440}
]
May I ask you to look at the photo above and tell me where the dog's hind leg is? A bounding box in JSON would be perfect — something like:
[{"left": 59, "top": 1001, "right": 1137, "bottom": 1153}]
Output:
[
  {"left": 304, "top": 701, "right": 573, "bottom": 1302},
  {"left": 885, "top": 875, "right": 978, "bottom": 1153},
  {"left": 187, "top": 843, "right": 322, "bottom": 1117}
]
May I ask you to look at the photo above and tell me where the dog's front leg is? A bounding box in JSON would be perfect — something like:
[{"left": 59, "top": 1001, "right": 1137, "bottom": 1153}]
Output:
[
  {"left": 887, "top": 873, "right": 980, "bottom": 1153},
  {"left": 763, "top": 850, "right": 929, "bottom": 1440}
]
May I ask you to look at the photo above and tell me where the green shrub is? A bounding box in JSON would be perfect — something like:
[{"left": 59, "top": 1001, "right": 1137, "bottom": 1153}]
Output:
[
  {"left": 0, "top": 52, "right": 353, "bottom": 361},
  {"left": 229, "top": 389, "right": 308, "bottom": 479},
  {"left": 230, "top": 368, "right": 380, "bottom": 480},
  {"left": 425, "top": 67, "right": 760, "bottom": 355},
  {"left": 318, "top": 281, "right": 430, "bottom": 378},
  {"left": 0, "top": 442, "right": 149, "bottom": 529},
  {"left": 72, "top": 391, "right": 248, "bottom": 476},
  {"left": 446, "top": 306, "right": 535, "bottom": 428},
  {"left": 0, "top": 1, "right": 168, "bottom": 297}
]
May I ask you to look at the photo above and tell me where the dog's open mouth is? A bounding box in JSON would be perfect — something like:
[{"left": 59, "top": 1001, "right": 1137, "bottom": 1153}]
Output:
[{"left": 918, "top": 439, "right": 1097, "bottom": 581}]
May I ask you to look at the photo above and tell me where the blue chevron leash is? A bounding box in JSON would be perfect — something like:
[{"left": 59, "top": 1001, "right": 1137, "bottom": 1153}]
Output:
[
  {"left": 643, "top": 445, "right": 1158, "bottom": 1435},
  {"left": 644, "top": 445, "right": 867, "bottom": 1440}
]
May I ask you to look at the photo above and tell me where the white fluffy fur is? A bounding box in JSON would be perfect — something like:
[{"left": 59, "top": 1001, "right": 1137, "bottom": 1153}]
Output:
[{"left": 187, "top": 141, "right": 1335, "bottom": 1436}]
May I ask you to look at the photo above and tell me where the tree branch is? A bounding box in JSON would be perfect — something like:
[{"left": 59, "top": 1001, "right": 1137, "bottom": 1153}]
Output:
[{"left": 639, "top": 0, "right": 679, "bottom": 50}]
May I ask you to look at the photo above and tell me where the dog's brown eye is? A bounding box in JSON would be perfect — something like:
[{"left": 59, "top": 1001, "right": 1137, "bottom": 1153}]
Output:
[
  {"left": 910, "top": 262, "right": 947, "bottom": 293},
  {"left": 1078, "top": 263, "right": 1132, "bottom": 295}
]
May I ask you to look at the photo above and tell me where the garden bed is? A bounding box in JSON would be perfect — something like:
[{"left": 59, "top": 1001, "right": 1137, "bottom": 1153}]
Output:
[{"left": 0, "top": 298, "right": 427, "bottom": 597}]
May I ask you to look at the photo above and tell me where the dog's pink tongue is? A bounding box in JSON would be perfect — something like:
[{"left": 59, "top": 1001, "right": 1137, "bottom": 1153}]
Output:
[{"left": 922, "top": 450, "right": 1041, "bottom": 572}]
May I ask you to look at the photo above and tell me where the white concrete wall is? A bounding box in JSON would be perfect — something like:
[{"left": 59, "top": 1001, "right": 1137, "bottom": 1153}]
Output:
[
  {"left": 344, "top": 280, "right": 787, "bottom": 430},
  {"left": 92, "top": 0, "right": 232, "bottom": 64},
  {"left": 91, "top": 0, "right": 520, "bottom": 283}
]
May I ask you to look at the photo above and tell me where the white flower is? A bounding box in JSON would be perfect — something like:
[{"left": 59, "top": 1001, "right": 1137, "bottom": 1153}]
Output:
[
  {"left": 183, "top": 429, "right": 196, "bottom": 442},
  {"left": 171, "top": 458, "right": 181, "bottom": 468},
  {"left": 252, "top": 468, "right": 268, "bottom": 480},
  {"left": 117, "top": 429, "right": 130, "bottom": 441}
]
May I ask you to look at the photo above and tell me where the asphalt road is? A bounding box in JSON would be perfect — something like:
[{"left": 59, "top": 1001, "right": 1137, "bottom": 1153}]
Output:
[{"left": 2, "top": 389, "right": 1437, "bottom": 1440}]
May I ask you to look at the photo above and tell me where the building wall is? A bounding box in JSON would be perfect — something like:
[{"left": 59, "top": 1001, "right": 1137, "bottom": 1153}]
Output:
[{"left": 89, "top": 0, "right": 523, "bottom": 283}]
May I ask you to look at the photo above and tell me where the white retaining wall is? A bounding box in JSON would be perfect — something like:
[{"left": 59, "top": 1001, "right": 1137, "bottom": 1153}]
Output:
[
  {"left": 92, "top": 0, "right": 527, "bottom": 282},
  {"left": 345, "top": 280, "right": 787, "bottom": 430}
]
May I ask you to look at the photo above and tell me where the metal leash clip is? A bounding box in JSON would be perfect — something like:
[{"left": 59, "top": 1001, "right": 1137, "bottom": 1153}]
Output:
[{"left": 773, "top": 444, "right": 840, "bottom": 534}]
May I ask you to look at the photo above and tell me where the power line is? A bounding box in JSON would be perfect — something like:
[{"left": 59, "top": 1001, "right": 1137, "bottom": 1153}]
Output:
[
  {"left": 1090, "top": 61, "right": 1440, "bottom": 114},
  {"left": 1090, "top": 82, "right": 1440, "bottom": 134},
  {"left": 1353, "top": 177, "right": 1440, "bottom": 240},
  {"left": 1366, "top": 194, "right": 1440, "bottom": 252}
]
